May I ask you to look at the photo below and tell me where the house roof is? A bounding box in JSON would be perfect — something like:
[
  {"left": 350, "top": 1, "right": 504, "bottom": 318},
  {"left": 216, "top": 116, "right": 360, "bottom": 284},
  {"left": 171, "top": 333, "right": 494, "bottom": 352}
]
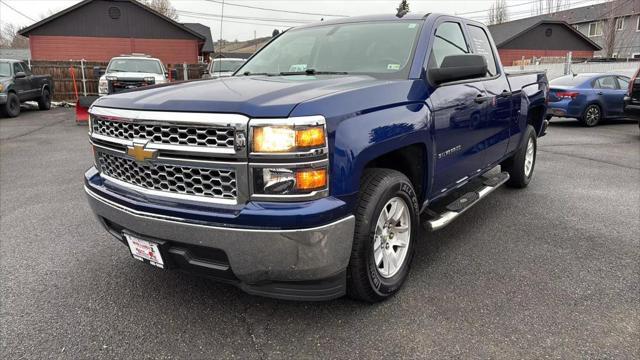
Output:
[
  {"left": 537, "top": 0, "right": 639, "bottom": 24},
  {"left": 182, "top": 23, "right": 214, "bottom": 53},
  {"left": 488, "top": 19, "right": 602, "bottom": 50},
  {"left": 18, "top": 0, "right": 205, "bottom": 41}
]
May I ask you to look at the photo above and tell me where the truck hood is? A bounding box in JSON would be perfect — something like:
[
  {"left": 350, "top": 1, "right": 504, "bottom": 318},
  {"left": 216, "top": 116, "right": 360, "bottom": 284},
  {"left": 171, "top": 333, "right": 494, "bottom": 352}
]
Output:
[{"left": 92, "top": 75, "right": 401, "bottom": 118}]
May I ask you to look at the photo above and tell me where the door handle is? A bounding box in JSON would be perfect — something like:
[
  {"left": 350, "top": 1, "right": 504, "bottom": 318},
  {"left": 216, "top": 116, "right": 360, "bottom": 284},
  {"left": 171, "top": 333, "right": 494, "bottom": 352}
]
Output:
[
  {"left": 597, "top": 91, "right": 604, "bottom": 95},
  {"left": 474, "top": 95, "right": 491, "bottom": 104},
  {"left": 499, "top": 90, "right": 512, "bottom": 98}
]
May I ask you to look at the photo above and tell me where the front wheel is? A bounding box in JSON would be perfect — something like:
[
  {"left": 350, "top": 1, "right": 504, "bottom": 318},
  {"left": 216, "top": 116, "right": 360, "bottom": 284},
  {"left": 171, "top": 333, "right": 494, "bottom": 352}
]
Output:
[
  {"left": 1, "top": 92, "right": 20, "bottom": 118},
  {"left": 347, "top": 168, "right": 419, "bottom": 302},
  {"left": 502, "top": 125, "right": 537, "bottom": 188}
]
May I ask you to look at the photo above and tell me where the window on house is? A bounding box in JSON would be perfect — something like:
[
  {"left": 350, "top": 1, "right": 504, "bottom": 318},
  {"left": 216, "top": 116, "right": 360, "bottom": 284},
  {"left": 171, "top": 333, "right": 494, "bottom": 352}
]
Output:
[
  {"left": 588, "top": 21, "right": 603, "bottom": 36},
  {"left": 615, "top": 17, "right": 624, "bottom": 31}
]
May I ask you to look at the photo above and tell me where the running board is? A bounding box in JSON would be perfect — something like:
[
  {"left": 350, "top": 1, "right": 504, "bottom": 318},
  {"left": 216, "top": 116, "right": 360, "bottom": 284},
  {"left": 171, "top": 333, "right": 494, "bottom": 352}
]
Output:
[{"left": 423, "top": 172, "right": 510, "bottom": 231}]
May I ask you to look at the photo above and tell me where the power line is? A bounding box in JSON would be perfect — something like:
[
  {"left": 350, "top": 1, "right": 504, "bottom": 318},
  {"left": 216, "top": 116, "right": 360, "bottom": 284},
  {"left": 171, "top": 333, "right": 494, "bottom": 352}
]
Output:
[
  {"left": 203, "top": 0, "right": 347, "bottom": 18},
  {"left": 177, "top": 11, "right": 302, "bottom": 27},
  {"left": 177, "top": 9, "right": 314, "bottom": 24},
  {"left": 0, "top": 0, "right": 37, "bottom": 23}
]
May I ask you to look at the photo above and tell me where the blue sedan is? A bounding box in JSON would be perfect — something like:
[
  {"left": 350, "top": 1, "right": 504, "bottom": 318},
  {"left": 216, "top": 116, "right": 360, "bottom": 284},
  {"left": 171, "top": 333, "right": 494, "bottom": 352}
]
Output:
[{"left": 546, "top": 73, "right": 630, "bottom": 127}]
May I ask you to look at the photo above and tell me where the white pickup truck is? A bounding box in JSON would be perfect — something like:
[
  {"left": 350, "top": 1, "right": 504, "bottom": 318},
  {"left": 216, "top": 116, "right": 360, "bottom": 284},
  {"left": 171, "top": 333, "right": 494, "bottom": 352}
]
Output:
[{"left": 98, "top": 54, "right": 168, "bottom": 96}]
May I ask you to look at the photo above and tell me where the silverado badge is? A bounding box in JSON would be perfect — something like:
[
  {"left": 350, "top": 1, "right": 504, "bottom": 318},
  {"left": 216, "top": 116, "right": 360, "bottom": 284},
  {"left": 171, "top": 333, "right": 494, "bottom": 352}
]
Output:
[{"left": 127, "top": 140, "right": 157, "bottom": 162}]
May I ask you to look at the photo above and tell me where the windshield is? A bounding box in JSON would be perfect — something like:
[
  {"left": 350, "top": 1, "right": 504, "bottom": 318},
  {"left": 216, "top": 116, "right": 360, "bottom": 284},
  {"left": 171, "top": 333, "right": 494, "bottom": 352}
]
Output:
[
  {"left": 107, "top": 59, "right": 163, "bottom": 74},
  {"left": 212, "top": 59, "right": 245, "bottom": 73},
  {"left": 237, "top": 20, "right": 423, "bottom": 79},
  {"left": 550, "top": 75, "right": 591, "bottom": 87},
  {"left": 0, "top": 62, "right": 10, "bottom": 77}
]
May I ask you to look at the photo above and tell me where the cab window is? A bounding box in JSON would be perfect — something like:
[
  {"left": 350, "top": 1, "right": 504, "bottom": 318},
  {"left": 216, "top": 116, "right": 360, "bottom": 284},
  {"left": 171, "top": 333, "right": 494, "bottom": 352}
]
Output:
[
  {"left": 13, "top": 63, "right": 24, "bottom": 75},
  {"left": 19, "top": 62, "right": 32, "bottom": 76},
  {"left": 467, "top": 25, "right": 498, "bottom": 77},
  {"left": 428, "top": 22, "right": 469, "bottom": 70}
]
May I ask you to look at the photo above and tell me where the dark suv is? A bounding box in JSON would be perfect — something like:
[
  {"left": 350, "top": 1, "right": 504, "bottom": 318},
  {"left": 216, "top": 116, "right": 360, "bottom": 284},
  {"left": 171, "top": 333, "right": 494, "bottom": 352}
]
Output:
[{"left": 623, "top": 66, "right": 640, "bottom": 126}]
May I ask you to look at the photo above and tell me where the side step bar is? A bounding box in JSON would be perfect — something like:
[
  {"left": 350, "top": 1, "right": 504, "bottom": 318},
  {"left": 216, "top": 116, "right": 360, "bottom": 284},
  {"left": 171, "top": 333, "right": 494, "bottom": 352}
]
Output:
[{"left": 424, "top": 172, "right": 510, "bottom": 231}]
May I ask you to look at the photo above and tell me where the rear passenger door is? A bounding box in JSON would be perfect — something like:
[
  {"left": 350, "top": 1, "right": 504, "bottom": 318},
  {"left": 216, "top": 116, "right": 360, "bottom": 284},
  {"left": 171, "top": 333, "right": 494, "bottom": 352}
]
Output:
[
  {"left": 427, "top": 19, "right": 491, "bottom": 194},
  {"left": 465, "top": 23, "right": 512, "bottom": 167}
]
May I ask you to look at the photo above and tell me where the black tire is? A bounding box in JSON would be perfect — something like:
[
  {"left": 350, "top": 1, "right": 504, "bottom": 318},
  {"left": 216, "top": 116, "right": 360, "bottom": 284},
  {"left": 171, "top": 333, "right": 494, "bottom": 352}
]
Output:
[
  {"left": 347, "top": 168, "right": 419, "bottom": 302},
  {"left": 38, "top": 88, "right": 51, "bottom": 110},
  {"left": 1, "top": 92, "right": 20, "bottom": 118},
  {"left": 502, "top": 125, "right": 537, "bottom": 188},
  {"left": 580, "top": 104, "right": 601, "bottom": 127}
]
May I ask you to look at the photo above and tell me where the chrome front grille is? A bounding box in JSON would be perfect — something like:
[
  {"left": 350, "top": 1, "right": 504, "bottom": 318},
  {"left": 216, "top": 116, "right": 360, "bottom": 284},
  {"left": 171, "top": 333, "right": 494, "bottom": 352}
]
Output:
[
  {"left": 92, "top": 118, "right": 236, "bottom": 148},
  {"left": 97, "top": 151, "right": 237, "bottom": 200}
]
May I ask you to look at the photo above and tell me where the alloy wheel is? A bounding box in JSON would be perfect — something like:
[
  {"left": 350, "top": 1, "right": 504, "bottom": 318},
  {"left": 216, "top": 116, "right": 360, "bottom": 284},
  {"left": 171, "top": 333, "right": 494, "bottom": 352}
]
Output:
[{"left": 373, "top": 197, "right": 411, "bottom": 278}]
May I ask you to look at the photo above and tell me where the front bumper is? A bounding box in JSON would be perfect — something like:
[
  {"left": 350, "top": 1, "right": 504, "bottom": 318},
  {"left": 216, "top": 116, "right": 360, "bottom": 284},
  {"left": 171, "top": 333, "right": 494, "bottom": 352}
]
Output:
[
  {"left": 85, "top": 181, "right": 355, "bottom": 301},
  {"left": 0, "top": 93, "right": 7, "bottom": 105}
]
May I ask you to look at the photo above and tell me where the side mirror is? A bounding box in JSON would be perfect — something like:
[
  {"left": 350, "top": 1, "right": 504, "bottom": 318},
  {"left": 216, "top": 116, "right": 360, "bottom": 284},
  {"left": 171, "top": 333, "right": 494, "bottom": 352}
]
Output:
[
  {"left": 15, "top": 71, "right": 26, "bottom": 79},
  {"left": 428, "top": 54, "right": 488, "bottom": 85},
  {"left": 93, "top": 66, "right": 105, "bottom": 78}
]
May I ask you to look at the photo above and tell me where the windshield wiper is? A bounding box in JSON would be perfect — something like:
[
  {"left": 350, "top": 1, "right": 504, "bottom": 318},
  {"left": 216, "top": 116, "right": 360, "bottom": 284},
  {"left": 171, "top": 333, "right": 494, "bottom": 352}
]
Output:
[
  {"left": 279, "top": 69, "right": 349, "bottom": 76},
  {"left": 241, "top": 71, "right": 278, "bottom": 76}
]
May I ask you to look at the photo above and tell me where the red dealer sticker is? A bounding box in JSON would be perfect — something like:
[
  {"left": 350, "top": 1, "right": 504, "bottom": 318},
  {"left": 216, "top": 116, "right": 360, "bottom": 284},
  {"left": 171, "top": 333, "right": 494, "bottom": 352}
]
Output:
[{"left": 125, "top": 234, "right": 165, "bottom": 269}]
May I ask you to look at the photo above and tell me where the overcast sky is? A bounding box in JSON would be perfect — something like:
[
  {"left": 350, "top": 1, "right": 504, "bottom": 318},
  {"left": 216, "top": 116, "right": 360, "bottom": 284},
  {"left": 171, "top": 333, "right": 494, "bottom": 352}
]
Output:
[{"left": 1, "top": 0, "right": 607, "bottom": 41}]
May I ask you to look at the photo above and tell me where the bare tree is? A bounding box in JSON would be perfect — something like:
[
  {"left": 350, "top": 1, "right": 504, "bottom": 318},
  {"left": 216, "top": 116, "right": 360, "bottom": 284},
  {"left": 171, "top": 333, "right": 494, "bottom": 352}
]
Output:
[
  {"left": 600, "top": 0, "right": 618, "bottom": 58},
  {"left": 0, "top": 23, "right": 29, "bottom": 49},
  {"left": 139, "top": 0, "right": 179, "bottom": 20},
  {"left": 532, "top": 0, "right": 568, "bottom": 15},
  {"left": 396, "top": 0, "right": 409, "bottom": 17},
  {"left": 489, "top": 0, "right": 509, "bottom": 25}
]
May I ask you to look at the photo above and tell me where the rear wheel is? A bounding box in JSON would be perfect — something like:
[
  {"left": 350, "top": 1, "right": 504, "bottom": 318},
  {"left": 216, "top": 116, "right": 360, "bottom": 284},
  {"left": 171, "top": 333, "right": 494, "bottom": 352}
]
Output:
[
  {"left": 502, "top": 125, "right": 537, "bottom": 188},
  {"left": 38, "top": 88, "right": 51, "bottom": 110},
  {"left": 580, "top": 104, "right": 601, "bottom": 127},
  {"left": 347, "top": 168, "right": 419, "bottom": 302},
  {"left": 1, "top": 92, "right": 20, "bottom": 117}
]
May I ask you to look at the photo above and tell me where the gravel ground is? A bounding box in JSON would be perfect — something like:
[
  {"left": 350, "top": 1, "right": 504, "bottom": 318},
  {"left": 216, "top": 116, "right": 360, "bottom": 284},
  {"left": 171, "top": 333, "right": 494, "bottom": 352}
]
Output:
[{"left": 1, "top": 108, "right": 638, "bottom": 359}]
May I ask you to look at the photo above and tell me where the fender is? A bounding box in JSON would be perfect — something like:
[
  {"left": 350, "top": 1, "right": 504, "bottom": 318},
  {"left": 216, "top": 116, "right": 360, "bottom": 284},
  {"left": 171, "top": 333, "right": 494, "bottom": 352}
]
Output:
[{"left": 330, "top": 103, "right": 432, "bottom": 198}]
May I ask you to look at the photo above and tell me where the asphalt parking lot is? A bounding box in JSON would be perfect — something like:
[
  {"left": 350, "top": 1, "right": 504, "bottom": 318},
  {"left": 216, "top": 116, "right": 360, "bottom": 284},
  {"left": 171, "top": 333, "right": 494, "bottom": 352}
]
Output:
[{"left": 1, "top": 107, "right": 639, "bottom": 359}]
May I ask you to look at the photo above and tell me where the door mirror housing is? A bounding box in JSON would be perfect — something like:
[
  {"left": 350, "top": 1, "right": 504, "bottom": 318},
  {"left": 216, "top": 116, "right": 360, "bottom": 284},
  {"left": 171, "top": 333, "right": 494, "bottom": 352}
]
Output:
[
  {"left": 93, "top": 66, "right": 105, "bottom": 78},
  {"left": 14, "top": 71, "right": 26, "bottom": 79},
  {"left": 428, "top": 54, "right": 488, "bottom": 85}
]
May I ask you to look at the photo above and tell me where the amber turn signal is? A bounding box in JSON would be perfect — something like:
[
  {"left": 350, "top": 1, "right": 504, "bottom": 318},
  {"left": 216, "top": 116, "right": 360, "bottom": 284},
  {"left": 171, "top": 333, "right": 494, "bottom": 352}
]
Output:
[
  {"left": 295, "top": 168, "right": 328, "bottom": 191},
  {"left": 295, "top": 127, "right": 325, "bottom": 148}
]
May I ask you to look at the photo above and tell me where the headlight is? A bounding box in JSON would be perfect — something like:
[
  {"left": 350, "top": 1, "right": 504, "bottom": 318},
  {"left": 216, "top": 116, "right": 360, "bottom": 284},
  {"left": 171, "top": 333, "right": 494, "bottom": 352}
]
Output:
[
  {"left": 98, "top": 78, "right": 108, "bottom": 94},
  {"left": 252, "top": 125, "right": 325, "bottom": 153},
  {"left": 0, "top": 84, "right": 4, "bottom": 92},
  {"left": 143, "top": 76, "right": 155, "bottom": 83}
]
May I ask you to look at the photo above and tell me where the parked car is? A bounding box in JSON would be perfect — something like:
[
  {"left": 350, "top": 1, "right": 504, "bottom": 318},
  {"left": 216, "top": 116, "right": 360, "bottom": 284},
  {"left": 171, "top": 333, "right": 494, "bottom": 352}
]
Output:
[
  {"left": 623, "top": 66, "right": 640, "bottom": 127},
  {"left": 0, "top": 59, "right": 53, "bottom": 117},
  {"left": 98, "top": 54, "right": 168, "bottom": 96},
  {"left": 85, "top": 14, "right": 548, "bottom": 302},
  {"left": 202, "top": 58, "right": 246, "bottom": 79},
  {"left": 546, "top": 72, "right": 630, "bottom": 127}
]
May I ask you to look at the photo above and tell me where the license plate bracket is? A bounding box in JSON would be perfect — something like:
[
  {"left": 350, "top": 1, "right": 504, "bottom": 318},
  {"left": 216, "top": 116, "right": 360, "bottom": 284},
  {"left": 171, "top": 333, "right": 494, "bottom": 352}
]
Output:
[{"left": 124, "top": 232, "right": 165, "bottom": 269}]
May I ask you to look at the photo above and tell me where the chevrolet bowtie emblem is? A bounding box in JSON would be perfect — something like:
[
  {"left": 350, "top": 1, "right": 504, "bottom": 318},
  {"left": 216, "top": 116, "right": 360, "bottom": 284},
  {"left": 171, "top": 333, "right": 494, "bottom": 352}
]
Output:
[{"left": 127, "top": 140, "right": 157, "bottom": 162}]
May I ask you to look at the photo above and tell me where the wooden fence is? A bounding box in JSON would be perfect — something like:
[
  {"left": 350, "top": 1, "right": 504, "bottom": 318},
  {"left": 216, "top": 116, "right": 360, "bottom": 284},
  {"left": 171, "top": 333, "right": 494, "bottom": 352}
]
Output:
[{"left": 28, "top": 60, "right": 207, "bottom": 102}]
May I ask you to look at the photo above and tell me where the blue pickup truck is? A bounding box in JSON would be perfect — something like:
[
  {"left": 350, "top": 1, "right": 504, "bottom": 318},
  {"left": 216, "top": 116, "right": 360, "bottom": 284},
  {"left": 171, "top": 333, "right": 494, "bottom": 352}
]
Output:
[{"left": 85, "top": 13, "right": 548, "bottom": 302}]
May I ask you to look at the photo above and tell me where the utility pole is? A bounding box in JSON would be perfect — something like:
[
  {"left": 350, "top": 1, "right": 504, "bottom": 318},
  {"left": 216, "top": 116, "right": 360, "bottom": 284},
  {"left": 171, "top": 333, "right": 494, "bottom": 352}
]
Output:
[
  {"left": 254, "top": 30, "right": 257, "bottom": 52},
  {"left": 218, "top": 0, "right": 225, "bottom": 76}
]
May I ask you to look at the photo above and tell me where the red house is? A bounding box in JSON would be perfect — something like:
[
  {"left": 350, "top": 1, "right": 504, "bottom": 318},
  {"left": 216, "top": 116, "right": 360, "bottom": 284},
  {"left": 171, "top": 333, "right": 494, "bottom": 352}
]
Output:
[{"left": 18, "top": 0, "right": 206, "bottom": 64}]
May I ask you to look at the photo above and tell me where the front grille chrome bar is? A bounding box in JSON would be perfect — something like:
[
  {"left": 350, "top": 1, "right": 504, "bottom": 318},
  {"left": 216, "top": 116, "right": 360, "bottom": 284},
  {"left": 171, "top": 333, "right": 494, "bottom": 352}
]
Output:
[{"left": 89, "top": 107, "right": 249, "bottom": 158}]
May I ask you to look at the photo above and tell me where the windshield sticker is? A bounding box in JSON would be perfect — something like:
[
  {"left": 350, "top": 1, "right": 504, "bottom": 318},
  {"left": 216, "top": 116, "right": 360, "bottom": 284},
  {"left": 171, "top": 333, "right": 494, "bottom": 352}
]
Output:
[
  {"left": 387, "top": 64, "right": 401, "bottom": 70},
  {"left": 408, "top": 23, "right": 417, "bottom": 29},
  {"left": 288, "top": 64, "right": 308, "bottom": 72}
]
